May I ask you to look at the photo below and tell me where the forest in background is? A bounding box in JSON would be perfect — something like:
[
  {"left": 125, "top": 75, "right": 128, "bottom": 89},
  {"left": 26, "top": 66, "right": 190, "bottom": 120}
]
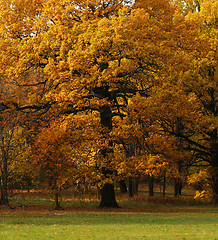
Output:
[{"left": 0, "top": 0, "right": 217, "bottom": 209}]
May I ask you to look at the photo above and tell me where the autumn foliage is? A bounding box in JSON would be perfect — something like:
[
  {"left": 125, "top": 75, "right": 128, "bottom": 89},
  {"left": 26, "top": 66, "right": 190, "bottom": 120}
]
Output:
[{"left": 0, "top": 0, "right": 217, "bottom": 207}]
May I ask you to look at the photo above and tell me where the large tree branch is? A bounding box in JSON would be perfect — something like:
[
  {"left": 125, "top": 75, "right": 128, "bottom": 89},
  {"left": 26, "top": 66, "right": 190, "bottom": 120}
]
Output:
[{"left": 63, "top": 104, "right": 100, "bottom": 115}]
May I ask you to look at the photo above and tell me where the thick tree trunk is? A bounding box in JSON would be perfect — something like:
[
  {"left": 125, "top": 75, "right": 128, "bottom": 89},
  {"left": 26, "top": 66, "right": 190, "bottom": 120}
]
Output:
[
  {"left": 98, "top": 103, "right": 119, "bottom": 208},
  {"left": 99, "top": 183, "right": 119, "bottom": 208}
]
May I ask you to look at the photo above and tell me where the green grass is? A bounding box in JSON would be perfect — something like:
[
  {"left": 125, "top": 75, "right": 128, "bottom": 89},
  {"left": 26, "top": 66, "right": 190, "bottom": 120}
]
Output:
[
  {"left": 0, "top": 212, "right": 217, "bottom": 240},
  {"left": 4, "top": 190, "right": 218, "bottom": 239}
]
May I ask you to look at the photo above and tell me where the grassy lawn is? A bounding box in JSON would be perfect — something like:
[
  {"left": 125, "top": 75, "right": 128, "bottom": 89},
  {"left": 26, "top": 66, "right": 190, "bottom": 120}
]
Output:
[
  {"left": 1, "top": 190, "right": 217, "bottom": 240},
  {"left": 0, "top": 210, "right": 217, "bottom": 240}
]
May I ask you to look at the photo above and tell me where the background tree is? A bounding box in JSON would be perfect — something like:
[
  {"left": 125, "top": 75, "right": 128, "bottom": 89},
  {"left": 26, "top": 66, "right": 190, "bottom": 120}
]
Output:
[
  {"left": 176, "top": 0, "right": 218, "bottom": 202},
  {"left": 32, "top": 119, "right": 77, "bottom": 210}
]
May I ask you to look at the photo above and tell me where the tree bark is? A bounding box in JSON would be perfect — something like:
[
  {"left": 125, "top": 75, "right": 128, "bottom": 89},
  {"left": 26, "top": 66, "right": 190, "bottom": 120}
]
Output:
[
  {"left": 119, "top": 180, "right": 127, "bottom": 194},
  {"left": 99, "top": 183, "right": 119, "bottom": 208},
  {"left": 148, "top": 175, "right": 154, "bottom": 197},
  {"left": 174, "top": 160, "right": 183, "bottom": 197},
  {"left": 0, "top": 153, "right": 9, "bottom": 206},
  {"left": 54, "top": 189, "right": 63, "bottom": 210},
  {"left": 128, "top": 177, "right": 139, "bottom": 197},
  {"left": 174, "top": 180, "right": 181, "bottom": 197},
  {"left": 162, "top": 171, "right": 166, "bottom": 197},
  {"left": 210, "top": 129, "right": 218, "bottom": 204},
  {"left": 98, "top": 104, "right": 119, "bottom": 208},
  {"left": 128, "top": 177, "right": 133, "bottom": 197},
  {"left": 211, "top": 167, "right": 218, "bottom": 204},
  {"left": 0, "top": 179, "right": 9, "bottom": 206}
]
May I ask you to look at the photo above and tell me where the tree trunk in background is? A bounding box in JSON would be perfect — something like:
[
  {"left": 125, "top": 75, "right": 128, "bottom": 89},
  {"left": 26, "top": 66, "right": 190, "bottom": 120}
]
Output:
[
  {"left": 0, "top": 180, "right": 9, "bottom": 206},
  {"left": 128, "top": 177, "right": 139, "bottom": 197},
  {"left": 119, "top": 180, "right": 127, "bottom": 194},
  {"left": 134, "top": 178, "right": 139, "bottom": 197},
  {"left": 0, "top": 153, "right": 9, "bottom": 206},
  {"left": 211, "top": 167, "right": 218, "bottom": 204},
  {"left": 54, "top": 189, "right": 63, "bottom": 210},
  {"left": 148, "top": 175, "right": 154, "bottom": 197},
  {"left": 210, "top": 129, "right": 218, "bottom": 204},
  {"left": 162, "top": 171, "right": 166, "bottom": 197},
  {"left": 128, "top": 177, "right": 133, "bottom": 197},
  {"left": 174, "top": 161, "right": 183, "bottom": 197},
  {"left": 174, "top": 180, "right": 180, "bottom": 197},
  {"left": 174, "top": 179, "right": 183, "bottom": 197}
]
